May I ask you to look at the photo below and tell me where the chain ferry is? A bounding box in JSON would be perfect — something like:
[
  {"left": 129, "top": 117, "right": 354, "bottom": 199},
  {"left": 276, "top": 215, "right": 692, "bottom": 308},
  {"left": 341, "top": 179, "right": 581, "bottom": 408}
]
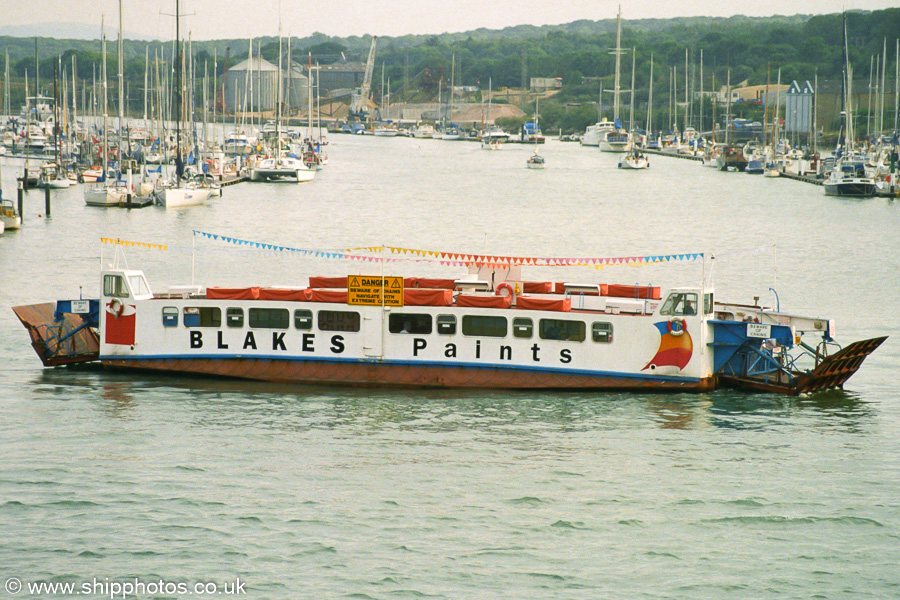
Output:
[{"left": 13, "top": 240, "right": 884, "bottom": 395}]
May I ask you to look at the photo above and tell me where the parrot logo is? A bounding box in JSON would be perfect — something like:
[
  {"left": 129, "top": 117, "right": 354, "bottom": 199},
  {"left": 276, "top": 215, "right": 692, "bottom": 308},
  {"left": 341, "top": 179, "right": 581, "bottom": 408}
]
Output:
[{"left": 642, "top": 319, "right": 693, "bottom": 374}]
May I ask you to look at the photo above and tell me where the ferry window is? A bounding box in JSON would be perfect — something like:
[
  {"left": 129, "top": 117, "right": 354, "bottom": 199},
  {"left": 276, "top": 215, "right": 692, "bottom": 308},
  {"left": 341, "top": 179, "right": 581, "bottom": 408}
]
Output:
[
  {"left": 226, "top": 308, "right": 244, "bottom": 328},
  {"left": 183, "top": 307, "right": 222, "bottom": 328},
  {"left": 462, "top": 315, "right": 507, "bottom": 337},
  {"left": 104, "top": 274, "right": 129, "bottom": 298},
  {"left": 512, "top": 317, "right": 533, "bottom": 338},
  {"left": 436, "top": 315, "right": 456, "bottom": 335},
  {"left": 539, "top": 319, "right": 585, "bottom": 342},
  {"left": 660, "top": 292, "right": 699, "bottom": 316},
  {"left": 294, "top": 309, "right": 313, "bottom": 330},
  {"left": 162, "top": 306, "right": 178, "bottom": 327},
  {"left": 389, "top": 313, "right": 432, "bottom": 334},
  {"left": 318, "top": 310, "right": 360, "bottom": 332},
  {"left": 249, "top": 308, "right": 289, "bottom": 329},
  {"left": 129, "top": 275, "right": 151, "bottom": 296},
  {"left": 704, "top": 293, "right": 714, "bottom": 315},
  {"left": 592, "top": 322, "right": 613, "bottom": 343}
]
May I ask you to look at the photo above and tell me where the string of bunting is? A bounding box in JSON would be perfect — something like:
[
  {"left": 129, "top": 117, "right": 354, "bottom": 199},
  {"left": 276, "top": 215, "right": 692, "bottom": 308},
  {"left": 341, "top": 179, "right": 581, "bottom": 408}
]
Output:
[
  {"left": 193, "top": 230, "right": 703, "bottom": 268},
  {"left": 100, "top": 237, "right": 168, "bottom": 251}
]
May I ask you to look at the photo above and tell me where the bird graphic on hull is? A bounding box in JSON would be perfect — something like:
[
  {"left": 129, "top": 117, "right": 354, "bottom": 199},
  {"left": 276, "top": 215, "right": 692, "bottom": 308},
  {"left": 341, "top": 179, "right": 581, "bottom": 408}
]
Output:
[{"left": 642, "top": 320, "right": 693, "bottom": 374}]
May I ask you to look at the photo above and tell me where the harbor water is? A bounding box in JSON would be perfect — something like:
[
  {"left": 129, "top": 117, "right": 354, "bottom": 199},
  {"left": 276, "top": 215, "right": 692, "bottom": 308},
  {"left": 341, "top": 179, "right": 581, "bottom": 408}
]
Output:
[{"left": 1, "top": 135, "right": 899, "bottom": 599}]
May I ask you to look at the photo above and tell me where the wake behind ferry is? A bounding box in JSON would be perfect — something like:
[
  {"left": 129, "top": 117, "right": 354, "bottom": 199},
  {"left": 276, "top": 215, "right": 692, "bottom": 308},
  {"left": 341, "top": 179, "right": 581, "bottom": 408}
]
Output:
[{"left": 13, "top": 236, "right": 885, "bottom": 395}]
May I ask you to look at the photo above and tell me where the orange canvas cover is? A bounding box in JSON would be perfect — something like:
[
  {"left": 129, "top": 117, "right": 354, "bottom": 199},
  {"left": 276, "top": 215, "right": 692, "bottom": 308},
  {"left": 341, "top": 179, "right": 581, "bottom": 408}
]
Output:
[
  {"left": 308, "top": 276, "right": 348, "bottom": 288},
  {"left": 406, "top": 277, "right": 457, "bottom": 289},
  {"left": 456, "top": 294, "right": 512, "bottom": 309},
  {"left": 404, "top": 289, "right": 453, "bottom": 306},
  {"left": 523, "top": 281, "right": 553, "bottom": 294},
  {"left": 259, "top": 288, "right": 313, "bottom": 301},
  {"left": 309, "top": 289, "right": 349, "bottom": 303},
  {"left": 206, "top": 286, "right": 260, "bottom": 300},
  {"left": 606, "top": 284, "right": 661, "bottom": 299},
  {"left": 516, "top": 296, "right": 571, "bottom": 312}
]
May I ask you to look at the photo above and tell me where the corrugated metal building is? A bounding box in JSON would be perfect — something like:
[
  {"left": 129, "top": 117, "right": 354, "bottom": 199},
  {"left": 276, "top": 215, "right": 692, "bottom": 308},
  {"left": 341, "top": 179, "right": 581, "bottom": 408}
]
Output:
[
  {"left": 223, "top": 56, "right": 309, "bottom": 113},
  {"left": 785, "top": 80, "right": 814, "bottom": 135}
]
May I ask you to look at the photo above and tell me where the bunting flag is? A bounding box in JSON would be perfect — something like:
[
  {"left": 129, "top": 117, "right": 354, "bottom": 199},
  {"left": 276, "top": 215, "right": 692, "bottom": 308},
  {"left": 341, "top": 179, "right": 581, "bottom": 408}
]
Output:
[
  {"left": 194, "top": 230, "right": 703, "bottom": 269},
  {"left": 101, "top": 237, "right": 168, "bottom": 251}
]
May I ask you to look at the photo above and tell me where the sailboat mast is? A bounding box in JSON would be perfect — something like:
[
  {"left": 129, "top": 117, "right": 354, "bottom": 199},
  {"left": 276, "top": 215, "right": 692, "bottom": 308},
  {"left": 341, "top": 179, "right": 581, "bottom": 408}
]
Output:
[
  {"left": 612, "top": 6, "right": 622, "bottom": 123},
  {"left": 647, "top": 54, "right": 653, "bottom": 137}
]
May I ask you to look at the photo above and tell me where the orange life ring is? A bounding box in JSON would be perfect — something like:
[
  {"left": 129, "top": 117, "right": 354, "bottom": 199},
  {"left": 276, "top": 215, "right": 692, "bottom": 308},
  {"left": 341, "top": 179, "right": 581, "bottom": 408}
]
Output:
[
  {"left": 495, "top": 283, "right": 514, "bottom": 298},
  {"left": 667, "top": 317, "right": 686, "bottom": 336},
  {"left": 109, "top": 298, "right": 124, "bottom": 318}
]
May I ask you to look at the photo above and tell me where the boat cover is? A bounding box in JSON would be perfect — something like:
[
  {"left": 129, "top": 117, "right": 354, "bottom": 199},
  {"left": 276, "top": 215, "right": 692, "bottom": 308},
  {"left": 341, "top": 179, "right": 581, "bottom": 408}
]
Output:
[
  {"left": 516, "top": 296, "right": 571, "bottom": 312},
  {"left": 523, "top": 281, "right": 553, "bottom": 293},
  {"left": 259, "top": 288, "right": 313, "bottom": 301},
  {"left": 309, "top": 289, "right": 349, "bottom": 303},
  {"left": 606, "top": 284, "right": 661, "bottom": 299},
  {"left": 456, "top": 295, "right": 512, "bottom": 309},
  {"left": 308, "top": 276, "right": 348, "bottom": 288},
  {"left": 404, "top": 289, "right": 453, "bottom": 306},
  {"left": 206, "top": 287, "right": 260, "bottom": 300},
  {"left": 405, "top": 277, "right": 457, "bottom": 289}
]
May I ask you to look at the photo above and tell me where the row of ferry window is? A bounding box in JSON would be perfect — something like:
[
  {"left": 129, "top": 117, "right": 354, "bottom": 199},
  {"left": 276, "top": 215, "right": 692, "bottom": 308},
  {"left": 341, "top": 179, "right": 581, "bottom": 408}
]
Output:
[{"left": 165, "top": 307, "right": 614, "bottom": 343}]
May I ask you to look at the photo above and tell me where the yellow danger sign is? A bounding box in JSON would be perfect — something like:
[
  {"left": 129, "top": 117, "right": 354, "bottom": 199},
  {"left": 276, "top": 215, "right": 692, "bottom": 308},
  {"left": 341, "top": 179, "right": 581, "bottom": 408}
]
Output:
[{"left": 348, "top": 275, "right": 404, "bottom": 306}]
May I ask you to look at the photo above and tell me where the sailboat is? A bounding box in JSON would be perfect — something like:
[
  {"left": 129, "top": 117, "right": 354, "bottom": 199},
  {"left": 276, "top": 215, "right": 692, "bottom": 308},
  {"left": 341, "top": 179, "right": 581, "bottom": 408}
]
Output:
[
  {"left": 159, "top": 0, "right": 214, "bottom": 207},
  {"left": 481, "top": 78, "right": 506, "bottom": 150},
  {"left": 86, "top": 4, "right": 153, "bottom": 206},
  {"left": 599, "top": 6, "right": 630, "bottom": 153},
  {"left": 526, "top": 97, "right": 545, "bottom": 168},
  {"left": 250, "top": 31, "right": 315, "bottom": 183},
  {"left": 823, "top": 13, "right": 876, "bottom": 197}
]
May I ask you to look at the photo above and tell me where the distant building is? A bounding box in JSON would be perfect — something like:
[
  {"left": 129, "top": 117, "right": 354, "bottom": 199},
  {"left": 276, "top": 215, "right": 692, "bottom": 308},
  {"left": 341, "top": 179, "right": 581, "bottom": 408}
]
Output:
[
  {"left": 785, "top": 80, "right": 814, "bottom": 135},
  {"left": 223, "top": 56, "right": 309, "bottom": 113},
  {"left": 530, "top": 77, "right": 562, "bottom": 92},
  {"left": 315, "top": 62, "right": 367, "bottom": 94}
]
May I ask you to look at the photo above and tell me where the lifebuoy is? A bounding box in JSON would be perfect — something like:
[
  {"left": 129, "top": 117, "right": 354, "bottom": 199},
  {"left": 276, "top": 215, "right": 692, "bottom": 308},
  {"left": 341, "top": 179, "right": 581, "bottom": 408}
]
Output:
[
  {"left": 109, "top": 298, "right": 124, "bottom": 318},
  {"left": 667, "top": 317, "right": 686, "bottom": 336},
  {"left": 495, "top": 283, "right": 514, "bottom": 298}
]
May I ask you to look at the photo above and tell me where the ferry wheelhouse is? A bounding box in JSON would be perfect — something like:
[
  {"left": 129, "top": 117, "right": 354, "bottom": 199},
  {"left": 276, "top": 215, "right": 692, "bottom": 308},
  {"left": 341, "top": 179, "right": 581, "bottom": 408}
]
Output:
[{"left": 13, "top": 240, "right": 885, "bottom": 395}]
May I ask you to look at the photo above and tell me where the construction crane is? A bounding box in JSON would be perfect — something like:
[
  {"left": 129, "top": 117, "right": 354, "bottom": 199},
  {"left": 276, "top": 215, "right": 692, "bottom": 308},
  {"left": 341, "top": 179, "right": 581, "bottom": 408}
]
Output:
[{"left": 349, "top": 36, "right": 377, "bottom": 120}]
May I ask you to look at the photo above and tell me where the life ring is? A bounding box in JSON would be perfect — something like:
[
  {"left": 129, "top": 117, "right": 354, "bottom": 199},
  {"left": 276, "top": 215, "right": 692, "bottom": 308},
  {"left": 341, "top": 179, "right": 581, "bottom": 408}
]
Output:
[
  {"left": 109, "top": 298, "right": 124, "bottom": 318},
  {"left": 495, "top": 283, "right": 514, "bottom": 298},
  {"left": 667, "top": 317, "right": 686, "bottom": 336}
]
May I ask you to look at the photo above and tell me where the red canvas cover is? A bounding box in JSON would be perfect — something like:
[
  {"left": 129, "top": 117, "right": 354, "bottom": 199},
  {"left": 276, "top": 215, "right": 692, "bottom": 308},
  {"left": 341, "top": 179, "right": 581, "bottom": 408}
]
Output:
[
  {"left": 404, "top": 289, "right": 453, "bottom": 306},
  {"left": 406, "top": 277, "right": 457, "bottom": 289},
  {"left": 206, "top": 286, "right": 260, "bottom": 300},
  {"left": 308, "top": 276, "right": 348, "bottom": 288},
  {"left": 258, "top": 288, "right": 313, "bottom": 301},
  {"left": 523, "top": 281, "right": 553, "bottom": 293},
  {"left": 456, "top": 294, "right": 512, "bottom": 309},
  {"left": 605, "top": 284, "right": 661, "bottom": 299},
  {"left": 309, "top": 289, "right": 349, "bottom": 303},
  {"left": 515, "top": 296, "right": 571, "bottom": 312}
]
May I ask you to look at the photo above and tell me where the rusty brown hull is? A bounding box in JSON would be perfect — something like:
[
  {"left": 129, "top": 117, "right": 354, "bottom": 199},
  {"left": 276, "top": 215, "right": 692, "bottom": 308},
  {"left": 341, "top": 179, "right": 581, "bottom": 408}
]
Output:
[{"left": 102, "top": 357, "right": 717, "bottom": 391}]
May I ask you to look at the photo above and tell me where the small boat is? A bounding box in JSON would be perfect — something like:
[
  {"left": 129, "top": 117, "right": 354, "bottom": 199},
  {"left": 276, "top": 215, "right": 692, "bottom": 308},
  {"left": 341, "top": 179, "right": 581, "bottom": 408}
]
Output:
[
  {"left": 12, "top": 242, "right": 886, "bottom": 396},
  {"left": 526, "top": 148, "right": 545, "bottom": 169},
  {"left": 823, "top": 157, "right": 876, "bottom": 197},
  {"left": 0, "top": 199, "right": 21, "bottom": 230},
  {"left": 618, "top": 149, "right": 649, "bottom": 170},
  {"left": 373, "top": 122, "right": 400, "bottom": 137},
  {"left": 37, "top": 162, "right": 71, "bottom": 189},
  {"left": 745, "top": 160, "right": 764, "bottom": 174},
  {"left": 250, "top": 155, "right": 316, "bottom": 183}
]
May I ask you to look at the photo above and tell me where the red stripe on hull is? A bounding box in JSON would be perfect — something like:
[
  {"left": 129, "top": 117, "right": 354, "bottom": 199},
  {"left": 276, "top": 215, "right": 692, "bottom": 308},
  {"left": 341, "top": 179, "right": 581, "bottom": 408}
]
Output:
[{"left": 103, "top": 358, "right": 716, "bottom": 391}]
